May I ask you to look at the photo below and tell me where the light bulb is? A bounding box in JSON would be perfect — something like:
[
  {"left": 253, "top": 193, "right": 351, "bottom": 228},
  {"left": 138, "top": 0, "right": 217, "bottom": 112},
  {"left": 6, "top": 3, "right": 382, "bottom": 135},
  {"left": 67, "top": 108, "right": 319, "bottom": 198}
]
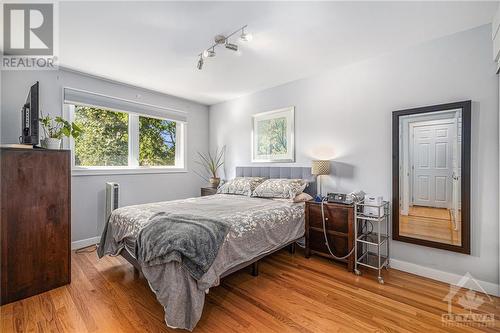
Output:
[{"left": 240, "top": 32, "right": 252, "bottom": 42}]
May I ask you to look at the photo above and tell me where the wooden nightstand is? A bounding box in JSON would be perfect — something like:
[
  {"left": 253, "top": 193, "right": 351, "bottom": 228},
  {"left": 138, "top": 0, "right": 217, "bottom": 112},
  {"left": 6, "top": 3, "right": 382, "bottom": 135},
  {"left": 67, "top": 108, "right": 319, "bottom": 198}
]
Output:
[
  {"left": 201, "top": 187, "right": 217, "bottom": 196},
  {"left": 305, "top": 200, "right": 355, "bottom": 271}
]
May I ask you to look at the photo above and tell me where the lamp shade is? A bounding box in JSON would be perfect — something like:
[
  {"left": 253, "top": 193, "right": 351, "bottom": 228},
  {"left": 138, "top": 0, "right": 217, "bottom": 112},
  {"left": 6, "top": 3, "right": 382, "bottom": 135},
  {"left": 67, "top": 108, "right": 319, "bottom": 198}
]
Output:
[{"left": 311, "top": 160, "right": 330, "bottom": 175}]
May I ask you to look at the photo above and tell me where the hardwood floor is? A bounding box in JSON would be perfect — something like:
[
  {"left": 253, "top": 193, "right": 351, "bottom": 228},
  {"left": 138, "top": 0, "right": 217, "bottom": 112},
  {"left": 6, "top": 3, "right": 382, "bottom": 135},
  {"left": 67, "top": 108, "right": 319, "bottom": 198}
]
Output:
[
  {"left": 400, "top": 206, "right": 461, "bottom": 246},
  {"left": 1, "top": 248, "right": 498, "bottom": 333},
  {"left": 408, "top": 206, "right": 451, "bottom": 220}
]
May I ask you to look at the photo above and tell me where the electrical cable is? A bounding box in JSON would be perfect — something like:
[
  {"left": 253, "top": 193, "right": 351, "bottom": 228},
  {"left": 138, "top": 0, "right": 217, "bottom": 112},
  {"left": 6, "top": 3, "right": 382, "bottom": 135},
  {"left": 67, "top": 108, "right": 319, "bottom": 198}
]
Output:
[
  {"left": 320, "top": 197, "right": 356, "bottom": 260},
  {"left": 361, "top": 219, "right": 373, "bottom": 235}
]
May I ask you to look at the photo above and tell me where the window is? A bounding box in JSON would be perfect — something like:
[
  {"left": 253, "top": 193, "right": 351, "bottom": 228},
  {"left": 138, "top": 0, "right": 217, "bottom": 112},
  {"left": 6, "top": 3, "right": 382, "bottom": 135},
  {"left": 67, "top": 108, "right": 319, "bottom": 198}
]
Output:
[
  {"left": 138, "top": 115, "right": 177, "bottom": 166},
  {"left": 73, "top": 106, "right": 129, "bottom": 167},
  {"left": 67, "top": 103, "right": 185, "bottom": 174},
  {"left": 63, "top": 88, "right": 187, "bottom": 175}
]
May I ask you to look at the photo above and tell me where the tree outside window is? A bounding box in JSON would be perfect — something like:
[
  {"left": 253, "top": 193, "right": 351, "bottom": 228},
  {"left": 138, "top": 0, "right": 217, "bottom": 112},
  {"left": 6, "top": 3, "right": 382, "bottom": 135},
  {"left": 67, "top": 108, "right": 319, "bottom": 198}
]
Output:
[
  {"left": 139, "top": 116, "right": 176, "bottom": 166},
  {"left": 73, "top": 105, "right": 179, "bottom": 168}
]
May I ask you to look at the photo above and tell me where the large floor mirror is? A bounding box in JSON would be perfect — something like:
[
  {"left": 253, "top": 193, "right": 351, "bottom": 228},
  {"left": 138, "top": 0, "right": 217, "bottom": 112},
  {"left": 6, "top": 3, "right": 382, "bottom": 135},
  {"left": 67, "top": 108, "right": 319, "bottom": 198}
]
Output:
[{"left": 392, "top": 101, "right": 471, "bottom": 254}]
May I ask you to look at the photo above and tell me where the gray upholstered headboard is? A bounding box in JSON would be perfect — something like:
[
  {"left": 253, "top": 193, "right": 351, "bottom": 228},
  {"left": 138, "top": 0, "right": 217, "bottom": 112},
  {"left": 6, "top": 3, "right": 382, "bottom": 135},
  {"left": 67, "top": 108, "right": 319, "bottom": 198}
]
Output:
[{"left": 235, "top": 166, "right": 317, "bottom": 197}]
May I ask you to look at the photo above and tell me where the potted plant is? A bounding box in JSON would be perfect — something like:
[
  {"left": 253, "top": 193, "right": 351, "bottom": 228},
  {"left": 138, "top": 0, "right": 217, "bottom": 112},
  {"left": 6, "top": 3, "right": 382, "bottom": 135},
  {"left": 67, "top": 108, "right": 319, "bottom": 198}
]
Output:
[
  {"left": 195, "top": 147, "right": 225, "bottom": 188},
  {"left": 39, "top": 114, "right": 82, "bottom": 149}
]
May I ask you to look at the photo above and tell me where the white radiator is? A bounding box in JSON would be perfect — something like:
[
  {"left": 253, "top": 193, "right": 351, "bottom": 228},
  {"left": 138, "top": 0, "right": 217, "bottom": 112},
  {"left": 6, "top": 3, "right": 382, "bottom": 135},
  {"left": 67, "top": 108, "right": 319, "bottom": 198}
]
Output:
[{"left": 105, "top": 182, "right": 120, "bottom": 221}]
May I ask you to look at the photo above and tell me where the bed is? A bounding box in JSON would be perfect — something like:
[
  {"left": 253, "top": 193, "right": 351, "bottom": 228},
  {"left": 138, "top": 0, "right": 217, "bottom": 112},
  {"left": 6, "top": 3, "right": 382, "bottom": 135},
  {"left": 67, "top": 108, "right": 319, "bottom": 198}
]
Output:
[{"left": 97, "top": 167, "right": 316, "bottom": 331}]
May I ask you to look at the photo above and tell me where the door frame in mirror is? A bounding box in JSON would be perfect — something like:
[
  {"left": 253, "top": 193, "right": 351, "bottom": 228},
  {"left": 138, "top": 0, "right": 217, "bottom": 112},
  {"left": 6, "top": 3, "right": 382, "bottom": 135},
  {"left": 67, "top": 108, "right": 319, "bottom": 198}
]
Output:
[{"left": 392, "top": 101, "right": 471, "bottom": 254}]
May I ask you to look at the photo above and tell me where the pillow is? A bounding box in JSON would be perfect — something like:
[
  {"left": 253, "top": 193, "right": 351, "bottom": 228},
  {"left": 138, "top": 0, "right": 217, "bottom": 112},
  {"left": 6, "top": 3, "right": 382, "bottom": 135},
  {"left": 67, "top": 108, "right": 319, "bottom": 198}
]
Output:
[
  {"left": 216, "top": 177, "right": 266, "bottom": 196},
  {"left": 272, "top": 192, "right": 314, "bottom": 203},
  {"left": 292, "top": 192, "right": 314, "bottom": 202},
  {"left": 252, "top": 178, "right": 307, "bottom": 199}
]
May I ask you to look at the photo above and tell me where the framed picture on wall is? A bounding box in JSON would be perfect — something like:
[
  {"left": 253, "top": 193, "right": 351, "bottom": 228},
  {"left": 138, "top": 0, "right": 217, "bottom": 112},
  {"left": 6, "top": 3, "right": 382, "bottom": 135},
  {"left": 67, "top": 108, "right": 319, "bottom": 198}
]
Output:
[{"left": 252, "top": 106, "right": 295, "bottom": 162}]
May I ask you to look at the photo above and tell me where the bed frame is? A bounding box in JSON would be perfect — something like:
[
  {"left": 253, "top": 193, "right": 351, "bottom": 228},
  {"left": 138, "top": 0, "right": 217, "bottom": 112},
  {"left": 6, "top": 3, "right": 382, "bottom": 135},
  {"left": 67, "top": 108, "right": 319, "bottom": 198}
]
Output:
[
  {"left": 121, "top": 240, "right": 296, "bottom": 277},
  {"left": 120, "top": 166, "right": 316, "bottom": 277}
]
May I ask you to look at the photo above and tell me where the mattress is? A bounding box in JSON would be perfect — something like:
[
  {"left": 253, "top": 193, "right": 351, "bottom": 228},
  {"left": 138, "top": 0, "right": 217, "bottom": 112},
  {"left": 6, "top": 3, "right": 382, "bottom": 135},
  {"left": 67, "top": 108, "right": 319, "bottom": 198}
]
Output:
[{"left": 98, "top": 194, "right": 305, "bottom": 331}]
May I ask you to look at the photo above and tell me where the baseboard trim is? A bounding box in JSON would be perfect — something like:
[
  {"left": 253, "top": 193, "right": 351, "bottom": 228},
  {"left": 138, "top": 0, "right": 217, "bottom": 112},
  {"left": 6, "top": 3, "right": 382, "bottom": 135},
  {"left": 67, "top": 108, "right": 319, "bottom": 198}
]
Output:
[
  {"left": 71, "top": 236, "right": 100, "bottom": 250},
  {"left": 391, "top": 259, "right": 500, "bottom": 297}
]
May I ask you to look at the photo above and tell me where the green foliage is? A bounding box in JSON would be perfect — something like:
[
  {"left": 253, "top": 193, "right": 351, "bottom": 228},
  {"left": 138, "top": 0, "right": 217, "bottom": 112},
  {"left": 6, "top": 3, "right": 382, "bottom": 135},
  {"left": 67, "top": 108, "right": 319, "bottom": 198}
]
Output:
[
  {"left": 139, "top": 116, "right": 176, "bottom": 166},
  {"left": 195, "top": 147, "right": 224, "bottom": 179},
  {"left": 73, "top": 106, "right": 177, "bottom": 167},
  {"left": 73, "top": 106, "right": 129, "bottom": 166},
  {"left": 257, "top": 117, "right": 287, "bottom": 155},
  {"left": 40, "top": 114, "right": 82, "bottom": 139}
]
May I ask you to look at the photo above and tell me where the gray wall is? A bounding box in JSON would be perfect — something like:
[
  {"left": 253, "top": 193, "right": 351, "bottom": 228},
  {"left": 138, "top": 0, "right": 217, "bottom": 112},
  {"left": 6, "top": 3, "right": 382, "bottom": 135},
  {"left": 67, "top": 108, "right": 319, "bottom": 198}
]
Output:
[
  {"left": 209, "top": 25, "right": 499, "bottom": 284},
  {"left": 1, "top": 69, "right": 209, "bottom": 244}
]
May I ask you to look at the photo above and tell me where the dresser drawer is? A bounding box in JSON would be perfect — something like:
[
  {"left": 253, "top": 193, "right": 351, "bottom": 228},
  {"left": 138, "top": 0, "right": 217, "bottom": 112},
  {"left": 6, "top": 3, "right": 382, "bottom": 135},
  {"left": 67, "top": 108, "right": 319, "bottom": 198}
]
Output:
[
  {"left": 308, "top": 229, "right": 349, "bottom": 257},
  {"left": 307, "top": 204, "right": 349, "bottom": 233}
]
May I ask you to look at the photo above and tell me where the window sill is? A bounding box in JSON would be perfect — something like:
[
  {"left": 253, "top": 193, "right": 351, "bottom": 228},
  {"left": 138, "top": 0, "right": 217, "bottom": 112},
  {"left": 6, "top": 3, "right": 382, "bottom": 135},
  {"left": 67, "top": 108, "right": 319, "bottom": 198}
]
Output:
[{"left": 72, "top": 167, "right": 188, "bottom": 176}]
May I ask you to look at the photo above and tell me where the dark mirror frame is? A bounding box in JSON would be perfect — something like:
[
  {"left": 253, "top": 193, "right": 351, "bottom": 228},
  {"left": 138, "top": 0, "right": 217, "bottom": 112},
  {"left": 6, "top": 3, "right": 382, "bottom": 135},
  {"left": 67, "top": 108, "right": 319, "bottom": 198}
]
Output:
[{"left": 392, "top": 101, "right": 471, "bottom": 254}]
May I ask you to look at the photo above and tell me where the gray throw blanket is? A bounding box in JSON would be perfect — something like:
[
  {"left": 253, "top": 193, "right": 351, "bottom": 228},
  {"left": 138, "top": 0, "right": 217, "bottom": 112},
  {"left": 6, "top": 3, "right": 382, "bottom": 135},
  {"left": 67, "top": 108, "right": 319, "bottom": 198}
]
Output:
[{"left": 135, "top": 212, "right": 231, "bottom": 280}]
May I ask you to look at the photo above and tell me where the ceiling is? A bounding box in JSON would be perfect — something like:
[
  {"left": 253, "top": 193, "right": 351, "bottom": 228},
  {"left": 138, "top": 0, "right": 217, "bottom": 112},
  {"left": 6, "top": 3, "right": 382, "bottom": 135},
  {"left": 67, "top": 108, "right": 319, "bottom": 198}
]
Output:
[{"left": 59, "top": 1, "right": 498, "bottom": 105}]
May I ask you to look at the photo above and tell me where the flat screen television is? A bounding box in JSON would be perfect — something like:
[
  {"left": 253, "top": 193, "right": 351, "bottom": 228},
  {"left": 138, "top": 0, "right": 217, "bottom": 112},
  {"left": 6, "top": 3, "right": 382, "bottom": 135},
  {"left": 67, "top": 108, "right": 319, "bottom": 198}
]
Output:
[{"left": 20, "top": 81, "right": 39, "bottom": 146}]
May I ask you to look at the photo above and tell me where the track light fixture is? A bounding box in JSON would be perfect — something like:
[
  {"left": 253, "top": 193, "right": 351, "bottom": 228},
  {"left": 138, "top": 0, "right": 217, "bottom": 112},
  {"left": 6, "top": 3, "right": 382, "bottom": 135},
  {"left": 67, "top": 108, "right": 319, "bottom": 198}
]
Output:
[
  {"left": 197, "top": 56, "right": 203, "bottom": 70},
  {"left": 196, "top": 25, "right": 251, "bottom": 70},
  {"left": 240, "top": 27, "right": 252, "bottom": 42},
  {"left": 207, "top": 47, "right": 216, "bottom": 57},
  {"left": 202, "top": 47, "right": 217, "bottom": 58},
  {"left": 225, "top": 42, "right": 238, "bottom": 52}
]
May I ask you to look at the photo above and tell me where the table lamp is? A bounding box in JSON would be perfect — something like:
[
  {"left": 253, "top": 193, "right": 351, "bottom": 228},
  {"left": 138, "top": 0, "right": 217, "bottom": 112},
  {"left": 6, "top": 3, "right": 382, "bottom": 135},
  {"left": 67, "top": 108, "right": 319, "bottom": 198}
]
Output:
[{"left": 311, "top": 160, "right": 330, "bottom": 201}]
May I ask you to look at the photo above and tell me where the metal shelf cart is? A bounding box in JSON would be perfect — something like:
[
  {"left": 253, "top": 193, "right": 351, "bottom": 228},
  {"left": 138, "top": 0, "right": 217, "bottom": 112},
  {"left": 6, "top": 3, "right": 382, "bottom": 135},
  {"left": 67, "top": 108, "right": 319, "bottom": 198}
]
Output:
[{"left": 354, "top": 200, "right": 390, "bottom": 284}]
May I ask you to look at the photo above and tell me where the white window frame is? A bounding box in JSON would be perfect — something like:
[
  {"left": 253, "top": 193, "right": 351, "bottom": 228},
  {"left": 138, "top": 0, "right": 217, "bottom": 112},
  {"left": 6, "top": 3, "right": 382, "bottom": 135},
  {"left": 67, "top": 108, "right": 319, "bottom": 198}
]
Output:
[{"left": 65, "top": 103, "right": 187, "bottom": 176}]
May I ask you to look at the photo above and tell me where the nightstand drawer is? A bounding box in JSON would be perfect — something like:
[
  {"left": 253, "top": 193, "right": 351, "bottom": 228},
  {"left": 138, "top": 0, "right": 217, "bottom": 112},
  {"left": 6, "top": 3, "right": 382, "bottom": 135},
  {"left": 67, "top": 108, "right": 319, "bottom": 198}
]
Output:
[
  {"left": 308, "top": 204, "right": 349, "bottom": 233},
  {"left": 201, "top": 187, "right": 217, "bottom": 196},
  {"left": 308, "top": 229, "right": 349, "bottom": 257},
  {"left": 305, "top": 201, "right": 355, "bottom": 271}
]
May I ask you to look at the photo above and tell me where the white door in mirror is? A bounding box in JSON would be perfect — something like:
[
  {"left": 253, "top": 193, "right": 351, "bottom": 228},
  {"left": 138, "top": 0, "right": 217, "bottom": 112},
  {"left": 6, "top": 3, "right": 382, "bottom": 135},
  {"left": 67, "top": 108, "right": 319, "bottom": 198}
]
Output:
[{"left": 412, "top": 122, "right": 453, "bottom": 208}]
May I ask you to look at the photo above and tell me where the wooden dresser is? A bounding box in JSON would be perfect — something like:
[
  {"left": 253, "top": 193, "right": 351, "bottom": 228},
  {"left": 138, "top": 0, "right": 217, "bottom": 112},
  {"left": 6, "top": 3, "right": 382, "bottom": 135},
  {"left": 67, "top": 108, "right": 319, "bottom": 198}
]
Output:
[
  {"left": 305, "top": 200, "right": 355, "bottom": 271},
  {"left": 1, "top": 148, "right": 71, "bottom": 305}
]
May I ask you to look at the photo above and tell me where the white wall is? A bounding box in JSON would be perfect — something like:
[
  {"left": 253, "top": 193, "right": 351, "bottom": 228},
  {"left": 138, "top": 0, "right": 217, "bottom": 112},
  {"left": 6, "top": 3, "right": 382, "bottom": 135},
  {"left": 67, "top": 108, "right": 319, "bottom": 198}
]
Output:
[
  {"left": 209, "top": 25, "right": 499, "bottom": 287},
  {"left": 493, "top": 3, "right": 500, "bottom": 65},
  {"left": 1, "top": 69, "right": 209, "bottom": 246},
  {"left": 493, "top": 1, "right": 500, "bottom": 300}
]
